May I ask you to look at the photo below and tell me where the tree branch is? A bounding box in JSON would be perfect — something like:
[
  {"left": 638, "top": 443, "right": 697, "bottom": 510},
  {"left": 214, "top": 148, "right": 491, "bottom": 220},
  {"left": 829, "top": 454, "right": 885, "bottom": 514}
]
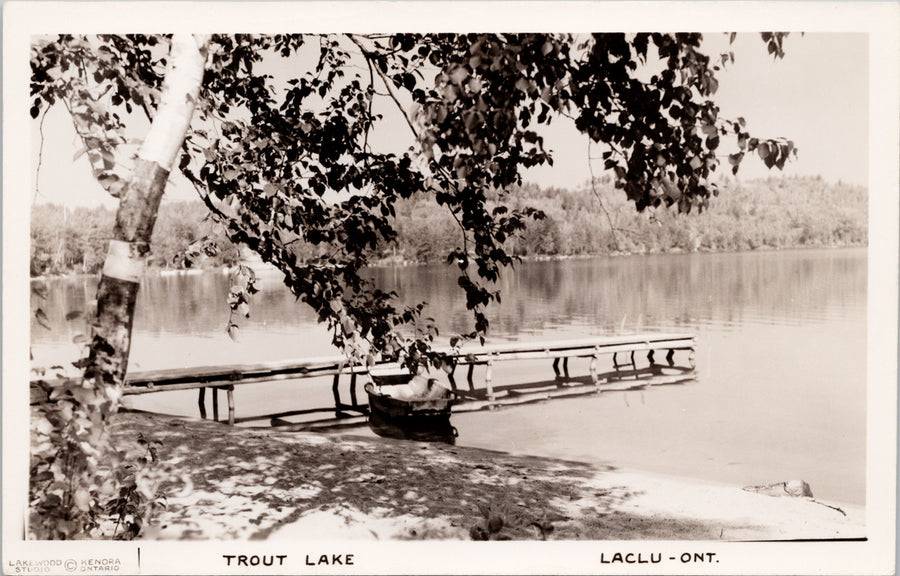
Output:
[
  {"left": 348, "top": 34, "right": 421, "bottom": 142},
  {"left": 347, "top": 34, "right": 472, "bottom": 254},
  {"left": 587, "top": 140, "right": 624, "bottom": 251},
  {"left": 33, "top": 107, "right": 49, "bottom": 207}
]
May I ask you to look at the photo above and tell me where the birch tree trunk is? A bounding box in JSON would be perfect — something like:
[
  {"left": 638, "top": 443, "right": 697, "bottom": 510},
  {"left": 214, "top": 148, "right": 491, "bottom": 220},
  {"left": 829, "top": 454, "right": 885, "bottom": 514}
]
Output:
[{"left": 87, "top": 35, "right": 209, "bottom": 390}]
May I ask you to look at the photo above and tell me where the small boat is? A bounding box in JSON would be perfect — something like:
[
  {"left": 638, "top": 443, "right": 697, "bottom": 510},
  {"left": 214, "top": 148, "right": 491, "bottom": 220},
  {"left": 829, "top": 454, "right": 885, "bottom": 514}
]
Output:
[
  {"left": 367, "top": 408, "right": 458, "bottom": 444},
  {"left": 364, "top": 372, "right": 455, "bottom": 442}
]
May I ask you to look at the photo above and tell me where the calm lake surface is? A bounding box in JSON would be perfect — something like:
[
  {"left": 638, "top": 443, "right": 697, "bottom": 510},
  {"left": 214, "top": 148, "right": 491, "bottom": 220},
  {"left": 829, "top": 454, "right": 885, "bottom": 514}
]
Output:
[{"left": 31, "top": 248, "right": 867, "bottom": 505}]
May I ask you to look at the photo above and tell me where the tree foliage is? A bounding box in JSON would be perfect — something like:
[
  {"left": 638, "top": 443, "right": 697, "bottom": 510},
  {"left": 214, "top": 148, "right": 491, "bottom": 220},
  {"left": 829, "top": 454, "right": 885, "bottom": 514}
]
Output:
[{"left": 32, "top": 32, "right": 795, "bottom": 366}]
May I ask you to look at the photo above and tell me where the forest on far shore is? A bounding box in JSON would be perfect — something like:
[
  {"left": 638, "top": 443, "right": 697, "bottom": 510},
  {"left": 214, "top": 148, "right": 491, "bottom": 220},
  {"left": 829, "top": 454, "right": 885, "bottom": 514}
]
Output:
[{"left": 31, "top": 175, "right": 867, "bottom": 277}]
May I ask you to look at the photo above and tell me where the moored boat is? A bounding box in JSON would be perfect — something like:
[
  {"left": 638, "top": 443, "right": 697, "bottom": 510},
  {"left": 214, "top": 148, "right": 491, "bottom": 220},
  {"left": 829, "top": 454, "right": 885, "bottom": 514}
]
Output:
[{"left": 364, "top": 372, "right": 454, "bottom": 433}]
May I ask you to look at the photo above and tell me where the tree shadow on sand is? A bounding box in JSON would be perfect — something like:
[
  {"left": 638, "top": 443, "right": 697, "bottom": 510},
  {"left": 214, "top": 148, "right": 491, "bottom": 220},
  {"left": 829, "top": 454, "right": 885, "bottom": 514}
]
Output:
[{"left": 111, "top": 411, "right": 726, "bottom": 541}]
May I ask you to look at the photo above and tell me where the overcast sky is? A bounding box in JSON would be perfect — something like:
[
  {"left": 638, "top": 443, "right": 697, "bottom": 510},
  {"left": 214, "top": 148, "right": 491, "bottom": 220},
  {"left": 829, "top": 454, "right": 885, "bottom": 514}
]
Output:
[{"left": 29, "top": 32, "right": 868, "bottom": 209}]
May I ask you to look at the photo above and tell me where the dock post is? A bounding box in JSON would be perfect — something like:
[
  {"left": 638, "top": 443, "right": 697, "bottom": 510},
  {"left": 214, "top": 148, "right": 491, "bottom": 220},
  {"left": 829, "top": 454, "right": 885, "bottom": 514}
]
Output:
[
  {"left": 197, "top": 388, "right": 207, "bottom": 419},
  {"left": 447, "top": 367, "right": 458, "bottom": 391},
  {"left": 225, "top": 385, "right": 235, "bottom": 426},
  {"left": 590, "top": 347, "right": 600, "bottom": 386},
  {"left": 349, "top": 373, "right": 359, "bottom": 407},
  {"left": 485, "top": 356, "right": 495, "bottom": 401},
  {"left": 212, "top": 388, "right": 219, "bottom": 422},
  {"left": 554, "top": 357, "right": 571, "bottom": 383},
  {"left": 332, "top": 373, "right": 343, "bottom": 417}
]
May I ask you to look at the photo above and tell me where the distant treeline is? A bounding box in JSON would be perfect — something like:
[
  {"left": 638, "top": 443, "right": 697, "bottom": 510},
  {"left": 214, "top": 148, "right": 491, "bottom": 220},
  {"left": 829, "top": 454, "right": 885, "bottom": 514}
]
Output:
[
  {"left": 31, "top": 176, "right": 867, "bottom": 277},
  {"left": 31, "top": 202, "right": 242, "bottom": 277}
]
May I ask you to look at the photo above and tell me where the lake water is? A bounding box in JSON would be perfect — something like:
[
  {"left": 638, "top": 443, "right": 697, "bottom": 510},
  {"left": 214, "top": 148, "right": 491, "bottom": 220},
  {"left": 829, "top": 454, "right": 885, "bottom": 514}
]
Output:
[{"left": 30, "top": 248, "right": 867, "bottom": 505}]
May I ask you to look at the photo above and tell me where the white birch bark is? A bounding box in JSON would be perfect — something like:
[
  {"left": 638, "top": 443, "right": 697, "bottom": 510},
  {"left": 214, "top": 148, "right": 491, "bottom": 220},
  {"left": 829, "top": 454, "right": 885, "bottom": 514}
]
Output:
[
  {"left": 93, "top": 34, "right": 211, "bottom": 384},
  {"left": 138, "top": 34, "right": 210, "bottom": 171}
]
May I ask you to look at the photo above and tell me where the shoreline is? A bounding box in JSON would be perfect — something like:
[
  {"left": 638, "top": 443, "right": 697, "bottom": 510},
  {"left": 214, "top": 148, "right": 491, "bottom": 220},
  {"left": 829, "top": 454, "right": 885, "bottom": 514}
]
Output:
[
  {"left": 29, "top": 244, "right": 868, "bottom": 281},
  {"left": 100, "top": 410, "right": 863, "bottom": 541}
]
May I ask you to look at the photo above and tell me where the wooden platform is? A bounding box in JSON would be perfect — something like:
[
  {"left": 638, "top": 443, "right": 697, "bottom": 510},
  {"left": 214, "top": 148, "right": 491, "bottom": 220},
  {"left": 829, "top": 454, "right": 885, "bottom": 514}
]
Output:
[
  {"left": 434, "top": 333, "right": 695, "bottom": 400},
  {"left": 30, "top": 333, "right": 696, "bottom": 427}
]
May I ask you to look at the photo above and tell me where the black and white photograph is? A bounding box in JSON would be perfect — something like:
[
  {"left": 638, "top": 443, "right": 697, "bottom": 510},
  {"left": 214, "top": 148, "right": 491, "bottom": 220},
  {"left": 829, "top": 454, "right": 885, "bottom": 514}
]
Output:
[{"left": 3, "top": 2, "right": 898, "bottom": 574}]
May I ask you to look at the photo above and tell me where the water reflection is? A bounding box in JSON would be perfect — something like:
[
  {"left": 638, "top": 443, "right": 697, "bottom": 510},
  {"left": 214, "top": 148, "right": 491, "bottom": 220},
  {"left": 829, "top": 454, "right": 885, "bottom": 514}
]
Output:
[
  {"left": 32, "top": 249, "right": 866, "bottom": 365},
  {"left": 29, "top": 249, "right": 867, "bottom": 503},
  {"left": 370, "top": 249, "right": 866, "bottom": 337}
]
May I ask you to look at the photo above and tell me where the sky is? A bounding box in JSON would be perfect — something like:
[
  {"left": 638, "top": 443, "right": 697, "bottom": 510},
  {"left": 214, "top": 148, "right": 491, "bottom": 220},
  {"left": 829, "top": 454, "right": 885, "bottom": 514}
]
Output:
[{"left": 29, "top": 32, "right": 869, "bottom": 209}]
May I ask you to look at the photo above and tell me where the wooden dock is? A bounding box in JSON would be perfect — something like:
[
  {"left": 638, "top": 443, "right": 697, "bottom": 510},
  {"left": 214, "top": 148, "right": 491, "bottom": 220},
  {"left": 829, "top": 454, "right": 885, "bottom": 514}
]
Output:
[{"left": 30, "top": 333, "right": 696, "bottom": 428}]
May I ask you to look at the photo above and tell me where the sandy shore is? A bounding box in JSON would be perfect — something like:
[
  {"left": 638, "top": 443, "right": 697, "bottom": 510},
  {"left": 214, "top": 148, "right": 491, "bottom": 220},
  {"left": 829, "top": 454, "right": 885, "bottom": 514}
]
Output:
[{"left": 104, "top": 410, "right": 863, "bottom": 541}]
